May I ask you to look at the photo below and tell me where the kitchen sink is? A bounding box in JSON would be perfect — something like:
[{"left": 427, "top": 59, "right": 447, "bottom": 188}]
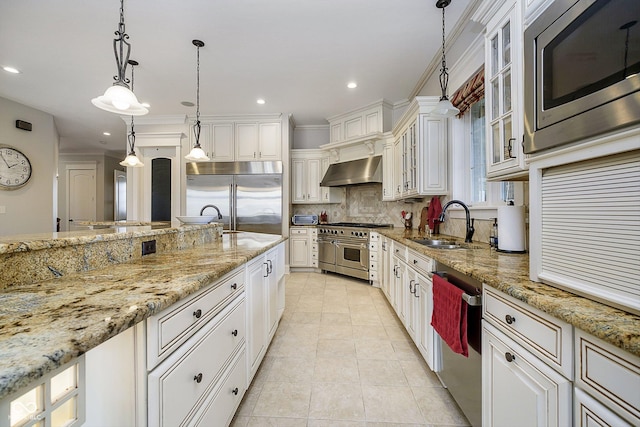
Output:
[{"left": 410, "top": 238, "right": 462, "bottom": 249}]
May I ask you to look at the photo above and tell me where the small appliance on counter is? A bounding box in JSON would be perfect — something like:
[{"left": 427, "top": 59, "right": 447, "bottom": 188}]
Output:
[{"left": 291, "top": 214, "right": 318, "bottom": 226}]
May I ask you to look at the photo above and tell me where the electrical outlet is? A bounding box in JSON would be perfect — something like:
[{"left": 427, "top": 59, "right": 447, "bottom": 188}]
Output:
[{"left": 142, "top": 240, "right": 156, "bottom": 256}]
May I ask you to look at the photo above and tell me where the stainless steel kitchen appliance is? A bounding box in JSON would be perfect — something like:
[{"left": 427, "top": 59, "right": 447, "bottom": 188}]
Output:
[
  {"left": 291, "top": 214, "right": 318, "bottom": 226},
  {"left": 524, "top": 0, "right": 640, "bottom": 154},
  {"left": 433, "top": 262, "right": 483, "bottom": 427},
  {"left": 186, "top": 161, "right": 282, "bottom": 235},
  {"left": 318, "top": 222, "right": 392, "bottom": 281}
]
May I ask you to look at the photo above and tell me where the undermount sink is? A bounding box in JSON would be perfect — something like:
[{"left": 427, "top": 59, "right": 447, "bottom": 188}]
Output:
[{"left": 410, "top": 238, "right": 462, "bottom": 249}]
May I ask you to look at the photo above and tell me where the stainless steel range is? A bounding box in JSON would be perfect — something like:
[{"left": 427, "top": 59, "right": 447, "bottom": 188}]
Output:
[{"left": 318, "top": 222, "right": 392, "bottom": 281}]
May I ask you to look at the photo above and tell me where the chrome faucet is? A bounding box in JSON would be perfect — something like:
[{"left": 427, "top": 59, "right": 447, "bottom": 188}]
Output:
[
  {"left": 438, "top": 199, "right": 475, "bottom": 243},
  {"left": 200, "top": 204, "right": 222, "bottom": 220}
]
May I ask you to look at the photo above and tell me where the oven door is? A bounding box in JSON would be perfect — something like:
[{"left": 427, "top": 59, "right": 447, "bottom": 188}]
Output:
[
  {"left": 335, "top": 239, "right": 369, "bottom": 280},
  {"left": 318, "top": 236, "right": 336, "bottom": 272}
]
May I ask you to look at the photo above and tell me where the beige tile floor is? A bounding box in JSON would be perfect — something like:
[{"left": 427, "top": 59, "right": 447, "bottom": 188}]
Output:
[{"left": 231, "top": 272, "right": 470, "bottom": 426}]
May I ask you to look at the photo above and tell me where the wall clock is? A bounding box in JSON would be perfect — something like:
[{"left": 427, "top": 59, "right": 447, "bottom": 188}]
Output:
[{"left": 0, "top": 145, "right": 32, "bottom": 190}]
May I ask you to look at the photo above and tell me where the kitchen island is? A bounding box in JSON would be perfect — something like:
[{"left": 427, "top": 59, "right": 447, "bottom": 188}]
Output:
[{"left": 0, "top": 224, "right": 284, "bottom": 402}]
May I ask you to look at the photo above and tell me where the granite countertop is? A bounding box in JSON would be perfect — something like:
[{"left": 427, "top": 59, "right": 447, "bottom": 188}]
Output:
[
  {"left": 378, "top": 229, "right": 640, "bottom": 358},
  {"left": 0, "top": 231, "right": 284, "bottom": 400}
]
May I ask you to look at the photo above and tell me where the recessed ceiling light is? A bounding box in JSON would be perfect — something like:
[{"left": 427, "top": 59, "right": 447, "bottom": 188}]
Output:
[
  {"left": 2, "top": 66, "right": 20, "bottom": 74},
  {"left": 347, "top": 82, "right": 357, "bottom": 89},
  {"left": 103, "top": 132, "right": 111, "bottom": 136},
  {"left": 257, "top": 99, "right": 266, "bottom": 105},
  {"left": 181, "top": 101, "right": 195, "bottom": 107}
]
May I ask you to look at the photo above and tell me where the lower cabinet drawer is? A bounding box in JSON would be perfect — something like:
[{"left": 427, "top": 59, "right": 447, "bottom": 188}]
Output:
[
  {"left": 407, "top": 249, "right": 433, "bottom": 277},
  {"left": 483, "top": 287, "right": 573, "bottom": 378},
  {"left": 147, "top": 268, "right": 245, "bottom": 368},
  {"left": 575, "top": 329, "right": 640, "bottom": 425},
  {"left": 148, "top": 295, "right": 246, "bottom": 427},
  {"left": 190, "top": 349, "right": 247, "bottom": 427}
]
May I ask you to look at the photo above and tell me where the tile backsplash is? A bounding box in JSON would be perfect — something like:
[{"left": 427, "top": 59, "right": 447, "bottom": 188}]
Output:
[{"left": 291, "top": 183, "right": 527, "bottom": 246}]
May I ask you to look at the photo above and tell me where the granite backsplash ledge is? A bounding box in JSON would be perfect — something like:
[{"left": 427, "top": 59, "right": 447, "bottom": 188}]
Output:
[{"left": 0, "top": 224, "right": 223, "bottom": 290}]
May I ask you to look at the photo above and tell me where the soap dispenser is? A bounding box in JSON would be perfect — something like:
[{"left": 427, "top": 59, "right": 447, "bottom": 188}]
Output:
[{"left": 490, "top": 218, "right": 498, "bottom": 248}]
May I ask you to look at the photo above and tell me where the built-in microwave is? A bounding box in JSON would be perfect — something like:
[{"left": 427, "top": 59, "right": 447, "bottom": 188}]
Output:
[{"left": 524, "top": 0, "right": 640, "bottom": 154}]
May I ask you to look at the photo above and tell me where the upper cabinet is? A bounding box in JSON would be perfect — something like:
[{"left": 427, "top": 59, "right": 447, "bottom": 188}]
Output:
[
  {"left": 189, "top": 116, "right": 282, "bottom": 162},
  {"left": 390, "top": 96, "right": 447, "bottom": 200},
  {"left": 481, "top": 0, "right": 528, "bottom": 180},
  {"left": 327, "top": 99, "right": 393, "bottom": 145},
  {"left": 291, "top": 149, "right": 340, "bottom": 204}
]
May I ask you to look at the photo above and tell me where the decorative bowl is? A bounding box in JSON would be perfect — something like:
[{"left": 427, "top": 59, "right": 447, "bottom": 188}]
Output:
[{"left": 176, "top": 215, "right": 215, "bottom": 224}]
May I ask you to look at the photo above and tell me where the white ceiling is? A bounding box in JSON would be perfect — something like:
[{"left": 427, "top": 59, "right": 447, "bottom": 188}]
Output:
[{"left": 0, "top": 0, "right": 472, "bottom": 156}]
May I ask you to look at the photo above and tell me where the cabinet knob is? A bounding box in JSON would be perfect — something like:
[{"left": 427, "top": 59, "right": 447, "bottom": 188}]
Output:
[
  {"left": 413, "top": 259, "right": 418, "bottom": 264},
  {"left": 232, "top": 387, "right": 239, "bottom": 395},
  {"left": 505, "top": 352, "right": 516, "bottom": 363},
  {"left": 194, "top": 373, "right": 203, "bottom": 383},
  {"left": 193, "top": 309, "right": 202, "bottom": 319},
  {"left": 231, "top": 329, "right": 238, "bottom": 336},
  {"left": 231, "top": 283, "right": 237, "bottom": 290},
  {"left": 505, "top": 314, "right": 515, "bottom": 324}
]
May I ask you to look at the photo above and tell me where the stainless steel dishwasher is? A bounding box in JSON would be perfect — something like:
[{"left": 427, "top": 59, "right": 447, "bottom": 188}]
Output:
[{"left": 433, "top": 262, "right": 483, "bottom": 427}]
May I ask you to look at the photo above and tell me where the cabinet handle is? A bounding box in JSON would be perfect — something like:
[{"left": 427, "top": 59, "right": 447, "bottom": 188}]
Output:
[
  {"left": 232, "top": 387, "right": 239, "bottom": 395},
  {"left": 414, "top": 284, "right": 420, "bottom": 298},
  {"left": 409, "top": 279, "right": 415, "bottom": 294},
  {"left": 505, "top": 314, "right": 515, "bottom": 325},
  {"left": 194, "top": 373, "right": 203, "bottom": 383},
  {"left": 231, "top": 329, "right": 238, "bottom": 336},
  {"left": 263, "top": 262, "right": 269, "bottom": 277},
  {"left": 253, "top": 152, "right": 256, "bottom": 158},
  {"left": 231, "top": 283, "right": 237, "bottom": 290},
  {"left": 267, "top": 259, "right": 273, "bottom": 274},
  {"left": 193, "top": 309, "right": 202, "bottom": 319},
  {"left": 507, "top": 138, "right": 517, "bottom": 159},
  {"left": 505, "top": 352, "right": 516, "bottom": 363}
]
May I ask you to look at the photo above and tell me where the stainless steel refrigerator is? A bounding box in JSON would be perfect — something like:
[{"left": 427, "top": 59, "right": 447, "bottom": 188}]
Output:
[{"left": 186, "top": 161, "right": 283, "bottom": 235}]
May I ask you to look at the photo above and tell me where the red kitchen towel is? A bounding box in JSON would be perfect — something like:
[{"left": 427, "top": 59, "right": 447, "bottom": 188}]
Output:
[
  {"left": 427, "top": 196, "right": 442, "bottom": 231},
  {"left": 431, "top": 274, "right": 469, "bottom": 357}
]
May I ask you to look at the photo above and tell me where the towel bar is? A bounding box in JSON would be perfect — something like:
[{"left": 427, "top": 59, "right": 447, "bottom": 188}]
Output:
[{"left": 432, "top": 271, "right": 483, "bottom": 307}]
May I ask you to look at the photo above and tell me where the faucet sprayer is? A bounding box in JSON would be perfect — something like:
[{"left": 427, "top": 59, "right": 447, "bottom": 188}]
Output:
[
  {"left": 200, "top": 204, "right": 223, "bottom": 220},
  {"left": 438, "top": 199, "right": 475, "bottom": 243}
]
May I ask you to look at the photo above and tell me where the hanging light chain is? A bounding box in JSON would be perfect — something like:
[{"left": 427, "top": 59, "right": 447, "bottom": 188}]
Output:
[
  {"left": 438, "top": 2, "right": 450, "bottom": 101},
  {"left": 128, "top": 62, "right": 136, "bottom": 154},
  {"left": 193, "top": 40, "right": 204, "bottom": 149}
]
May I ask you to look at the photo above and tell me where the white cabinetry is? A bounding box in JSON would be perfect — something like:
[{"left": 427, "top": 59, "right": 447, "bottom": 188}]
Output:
[
  {"left": 289, "top": 227, "right": 318, "bottom": 269},
  {"left": 327, "top": 99, "right": 392, "bottom": 144},
  {"left": 390, "top": 97, "right": 447, "bottom": 200},
  {"left": 574, "top": 329, "right": 640, "bottom": 426},
  {"left": 291, "top": 150, "right": 340, "bottom": 204},
  {"left": 189, "top": 117, "right": 282, "bottom": 162},
  {"left": 247, "top": 243, "right": 284, "bottom": 382},
  {"left": 482, "top": 0, "right": 527, "bottom": 180},
  {"left": 368, "top": 232, "right": 380, "bottom": 286},
  {"left": 382, "top": 141, "right": 394, "bottom": 201},
  {"left": 482, "top": 287, "right": 572, "bottom": 426},
  {"left": 146, "top": 266, "right": 247, "bottom": 427},
  {"left": 482, "top": 322, "right": 572, "bottom": 427}
]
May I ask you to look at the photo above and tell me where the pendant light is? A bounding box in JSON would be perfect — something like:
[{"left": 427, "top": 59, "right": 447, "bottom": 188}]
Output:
[
  {"left": 431, "top": 0, "right": 460, "bottom": 118},
  {"left": 120, "top": 60, "right": 144, "bottom": 167},
  {"left": 92, "top": 0, "right": 148, "bottom": 116},
  {"left": 185, "top": 39, "right": 210, "bottom": 162}
]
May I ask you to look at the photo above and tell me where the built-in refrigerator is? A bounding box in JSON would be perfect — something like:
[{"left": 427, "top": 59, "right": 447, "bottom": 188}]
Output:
[{"left": 186, "top": 161, "right": 283, "bottom": 235}]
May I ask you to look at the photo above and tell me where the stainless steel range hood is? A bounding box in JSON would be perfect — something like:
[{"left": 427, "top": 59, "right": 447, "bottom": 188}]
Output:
[{"left": 320, "top": 156, "right": 382, "bottom": 187}]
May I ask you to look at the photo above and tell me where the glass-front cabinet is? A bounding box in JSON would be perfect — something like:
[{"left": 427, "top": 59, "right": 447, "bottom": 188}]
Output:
[{"left": 484, "top": 0, "right": 527, "bottom": 180}]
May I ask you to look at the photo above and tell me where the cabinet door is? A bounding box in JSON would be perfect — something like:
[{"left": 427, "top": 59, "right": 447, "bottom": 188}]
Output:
[
  {"left": 417, "top": 278, "right": 439, "bottom": 371},
  {"left": 404, "top": 266, "right": 419, "bottom": 341},
  {"left": 306, "top": 158, "right": 322, "bottom": 203},
  {"left": 321, "top": 156, "right": 341, "bottom": 203},
  {"left": 574, "top": 387, "right": 633, "bottom": 427},
  {"left": 482, "top": 322, "right": 572, "bottom": 427},
  {"left": 291, "top": 159, "right": 307, "bottom": 204},
  {"left": 405, "top": 122, "right": 417, "bottom": 195},
  {"left": 246, "top": 257, "right": 267, "bottom": 379},
  {"left": 290, "top": 236, "right": 310, "bottom": 267},
  {"left": 210, "top": 123, "right": 234, "bottom": 161},
  {"left": 266, "top": 248, "right": 279, "bottom": 339},
  {"left": 394, "top": 138, "right": 403, "bottom": 199},
  {"left": 382, "top": 142, "right": 394, "bottom": 201},
  {"left": 258, "top": 122, "right": 281, "bottom": 160},
  {"left": 485, "top": 1, "right": 527, "bottom": 179},
  {"left": 235, "top": 123, "right": 259, "bottom": 160}
]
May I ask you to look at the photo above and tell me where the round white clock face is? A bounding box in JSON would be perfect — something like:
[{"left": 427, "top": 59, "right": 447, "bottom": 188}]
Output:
[{"left": 0, "top": 145, "right": 32, "bottom": 190}]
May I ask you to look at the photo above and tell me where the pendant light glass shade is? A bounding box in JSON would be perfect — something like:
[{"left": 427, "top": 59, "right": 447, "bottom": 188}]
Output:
[
  {"left": 92, "top": 0, "right": 148, "bottom": 116},
  {"left": 186, "top": 39, "right": 210, "bottom": 161},
  {"left": 430, "top": 0, "right": 460, "bottom": 118},
  {"left": 120, "top": 152, "right": 144, "bottom": 167}
]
